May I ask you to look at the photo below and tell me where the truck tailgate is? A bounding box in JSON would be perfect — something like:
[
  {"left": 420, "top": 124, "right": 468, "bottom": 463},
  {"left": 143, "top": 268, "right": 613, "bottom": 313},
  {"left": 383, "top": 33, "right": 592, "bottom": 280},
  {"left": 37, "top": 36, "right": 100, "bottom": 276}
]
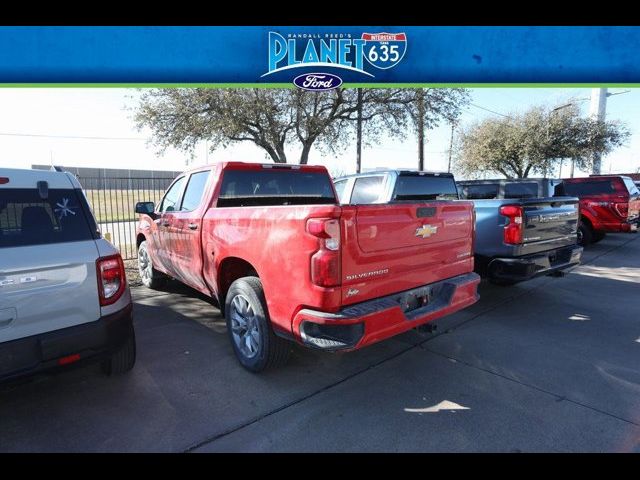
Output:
[
  {"left": 340, "top": 202, "right": 475, "bottom": 305},
  {"left": 520, "top": 197, "right": 579, "bottom": 252}
]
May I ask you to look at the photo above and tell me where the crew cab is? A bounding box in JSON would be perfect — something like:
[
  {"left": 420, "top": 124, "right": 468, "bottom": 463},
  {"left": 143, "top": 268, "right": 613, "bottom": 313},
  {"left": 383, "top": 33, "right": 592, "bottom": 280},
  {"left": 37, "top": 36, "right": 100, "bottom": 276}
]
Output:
[
  {"left": 1, "top": 167, "right": 135, "bottom": 383},
  {"left": 455, "top": 178, "right": 582, "bottom": 285},
  {"left": 558, "top": 175, "right": 640, "bottom": 245},
  {"left": 136, "top": 163, "right": 480, "bottom": 372}
]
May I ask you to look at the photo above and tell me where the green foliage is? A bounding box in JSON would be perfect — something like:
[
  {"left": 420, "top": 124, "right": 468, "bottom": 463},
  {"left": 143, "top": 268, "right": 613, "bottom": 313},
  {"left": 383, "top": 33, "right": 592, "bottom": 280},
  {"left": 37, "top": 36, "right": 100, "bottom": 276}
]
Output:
[
  {"left": 455, "top": 103, "right": 630, "bottom": 178},
  {"left": 135, "top": 88, "right": 470, "bottom": 165}
]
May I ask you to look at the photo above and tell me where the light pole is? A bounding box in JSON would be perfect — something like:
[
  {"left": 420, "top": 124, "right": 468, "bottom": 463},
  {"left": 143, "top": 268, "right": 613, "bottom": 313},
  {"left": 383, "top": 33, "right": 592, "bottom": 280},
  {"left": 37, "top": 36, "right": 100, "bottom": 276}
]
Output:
[{"left": 546, "top": 103, "right": 573, "bottom": 178}]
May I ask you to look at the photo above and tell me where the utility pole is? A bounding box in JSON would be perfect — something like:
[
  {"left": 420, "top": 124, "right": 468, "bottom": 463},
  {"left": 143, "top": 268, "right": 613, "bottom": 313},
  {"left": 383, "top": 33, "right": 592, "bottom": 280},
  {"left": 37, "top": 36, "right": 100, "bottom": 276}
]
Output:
[
  {"left": 417, "top": 91, "right": 425, "bottom": 170},
  {"left": 447, "top": 123, "right": 455, "bottom": 173},
  {"left": 590, "top": 88, "right": 608, "bottom": 175},
  {"left": 356, "top": 88, "right": 363, "bottom": 173}
]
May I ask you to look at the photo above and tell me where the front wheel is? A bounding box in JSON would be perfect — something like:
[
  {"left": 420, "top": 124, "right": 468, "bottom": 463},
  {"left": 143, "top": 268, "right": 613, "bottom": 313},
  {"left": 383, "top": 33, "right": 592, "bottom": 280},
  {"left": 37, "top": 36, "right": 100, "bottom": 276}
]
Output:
[
  {"left": 225, "top": 276, "right": 291, "bottom": 372},
  {"left": 138, "top": 241, "right": 167, "bottom": 289},
  {"left": 592, "top": 231, "right": 606, "bottom": 243}
]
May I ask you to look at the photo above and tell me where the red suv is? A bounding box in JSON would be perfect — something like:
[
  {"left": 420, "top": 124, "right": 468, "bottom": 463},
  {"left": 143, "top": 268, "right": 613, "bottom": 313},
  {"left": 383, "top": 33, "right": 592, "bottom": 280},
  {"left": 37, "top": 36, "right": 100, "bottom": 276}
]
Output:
[{"left": 560, "top": 175, "right": 640, "bottom": 245}]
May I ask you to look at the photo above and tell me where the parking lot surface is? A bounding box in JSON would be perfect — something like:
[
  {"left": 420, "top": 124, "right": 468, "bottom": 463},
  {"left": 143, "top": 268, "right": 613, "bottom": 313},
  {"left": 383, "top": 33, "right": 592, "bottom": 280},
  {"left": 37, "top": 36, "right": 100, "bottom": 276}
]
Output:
[{"left": 1, "top": 234, "right": 639, "bottom": 452}]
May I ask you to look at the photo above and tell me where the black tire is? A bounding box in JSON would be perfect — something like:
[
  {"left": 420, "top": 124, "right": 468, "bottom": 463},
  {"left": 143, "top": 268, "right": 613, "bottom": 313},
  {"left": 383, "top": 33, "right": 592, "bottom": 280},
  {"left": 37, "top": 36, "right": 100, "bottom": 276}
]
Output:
[
  {"left": 225, "top": 276, "right": 291, "bottom": 372},
  {"left": 592, "top": 231, "right": 606, "bottom": 243},
  {"left": 102, "top": 327, "right": 136, "bottom": 375},
  {"left": 577, "top": 221, "right": 594, "bottom": 246},
  {"left": 138, "top": 241, "right": 167, "bottom": 289}
]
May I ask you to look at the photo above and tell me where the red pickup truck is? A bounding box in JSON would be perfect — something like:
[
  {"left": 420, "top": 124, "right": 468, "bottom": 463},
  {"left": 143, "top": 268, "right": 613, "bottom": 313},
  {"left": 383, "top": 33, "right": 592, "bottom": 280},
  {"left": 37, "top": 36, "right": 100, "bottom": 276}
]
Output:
[
  {"left": 559, "top": 175, "right": 640, "bottom": 245},
  {"left": 135, "top": 162, "right": 480, "bottom": 371}
]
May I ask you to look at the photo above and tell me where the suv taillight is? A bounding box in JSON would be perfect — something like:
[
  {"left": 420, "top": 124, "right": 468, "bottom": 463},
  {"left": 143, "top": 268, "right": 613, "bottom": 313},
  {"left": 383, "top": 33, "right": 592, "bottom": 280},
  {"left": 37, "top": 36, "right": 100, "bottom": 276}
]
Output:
[
  {"left": 307, "top": 218, "right": 341, "bottom": 288},
  {"left": 612, "top": 202, "right": 629, "bottom": 218},
  {"left": 97, "top": 254, "right": 126, "bottom": 306},
  {"left": 500, "top": 205, "right": 524, "bottom": 245}
]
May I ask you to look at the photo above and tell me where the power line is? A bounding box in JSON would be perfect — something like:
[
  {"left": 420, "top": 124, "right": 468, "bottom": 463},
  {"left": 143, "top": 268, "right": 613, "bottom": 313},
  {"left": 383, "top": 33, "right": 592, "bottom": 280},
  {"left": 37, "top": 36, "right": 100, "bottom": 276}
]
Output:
[
  {"left": 469, "top": 103, "right": 510, "bottom": 118},
  {"left": 0, "top": 132, "right": 145, "bottom": 141}
]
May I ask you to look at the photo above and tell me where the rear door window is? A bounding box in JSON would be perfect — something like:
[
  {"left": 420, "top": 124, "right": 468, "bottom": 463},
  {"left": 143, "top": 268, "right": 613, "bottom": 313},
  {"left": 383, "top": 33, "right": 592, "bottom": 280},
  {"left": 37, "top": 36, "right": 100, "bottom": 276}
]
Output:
[
  {"left": 460, "top": 183, "right": 499, "bottom": 199},
  {"left": 180, "top": 171, "right": 211, "bottom": 211},
  {"left": 504, "top": 182, "right": 539, "bottom": 199},
  {"left": 350, "top": 176, "right": 384, "bottom": 204},
  {"left": 0, "top": 188, "right": 95, "bottom": 248}
]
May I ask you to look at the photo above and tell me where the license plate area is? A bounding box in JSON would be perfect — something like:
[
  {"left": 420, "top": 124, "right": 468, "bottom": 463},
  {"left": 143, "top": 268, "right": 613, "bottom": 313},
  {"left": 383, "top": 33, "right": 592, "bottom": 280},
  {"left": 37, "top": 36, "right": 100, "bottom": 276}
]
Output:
[{"left": 398, "top": 286, "right": 433, "bottom": 314}]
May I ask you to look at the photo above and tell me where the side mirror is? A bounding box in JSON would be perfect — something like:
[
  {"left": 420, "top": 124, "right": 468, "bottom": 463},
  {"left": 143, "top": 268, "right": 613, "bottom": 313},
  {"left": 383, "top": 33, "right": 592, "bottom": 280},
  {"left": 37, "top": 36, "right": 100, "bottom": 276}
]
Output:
[{"left": 135, "top": 201, "right": 155, "bottom": 215}]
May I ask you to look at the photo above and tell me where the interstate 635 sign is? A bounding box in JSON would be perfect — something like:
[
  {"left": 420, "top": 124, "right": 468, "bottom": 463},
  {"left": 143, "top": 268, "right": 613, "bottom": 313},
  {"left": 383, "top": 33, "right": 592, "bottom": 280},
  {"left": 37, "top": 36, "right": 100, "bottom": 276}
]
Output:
[{"left": 362, "top": 32, "right": 407, "bottom": 70}]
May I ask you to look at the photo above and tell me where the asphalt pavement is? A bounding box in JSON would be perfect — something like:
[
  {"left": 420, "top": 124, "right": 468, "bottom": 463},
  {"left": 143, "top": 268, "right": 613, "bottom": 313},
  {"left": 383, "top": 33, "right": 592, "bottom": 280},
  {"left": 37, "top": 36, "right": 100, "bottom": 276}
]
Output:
[{"left": 1, "top": 233, "right": 639, "bottom": 452}]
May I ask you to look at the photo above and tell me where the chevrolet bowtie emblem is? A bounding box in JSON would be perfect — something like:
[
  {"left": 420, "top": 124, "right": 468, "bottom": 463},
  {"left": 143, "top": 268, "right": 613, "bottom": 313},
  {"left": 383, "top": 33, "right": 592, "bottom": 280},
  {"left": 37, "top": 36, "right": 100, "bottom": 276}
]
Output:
[{"left": 415, "top": 224, "right": 438, "bottom": 238}]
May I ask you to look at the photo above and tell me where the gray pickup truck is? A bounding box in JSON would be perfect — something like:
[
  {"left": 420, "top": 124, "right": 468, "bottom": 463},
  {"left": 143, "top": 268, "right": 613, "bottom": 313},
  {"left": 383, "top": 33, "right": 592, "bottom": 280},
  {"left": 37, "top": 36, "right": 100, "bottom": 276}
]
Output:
[{"left": 457, "top": 178, "right": 583, "bottom": 284}]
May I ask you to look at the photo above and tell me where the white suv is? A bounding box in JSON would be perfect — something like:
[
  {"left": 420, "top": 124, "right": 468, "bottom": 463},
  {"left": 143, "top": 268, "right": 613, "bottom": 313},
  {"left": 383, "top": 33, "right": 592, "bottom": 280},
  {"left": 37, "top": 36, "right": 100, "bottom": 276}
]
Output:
[{"left": 0, "top": 167, "right": 135, "bottom": 382}]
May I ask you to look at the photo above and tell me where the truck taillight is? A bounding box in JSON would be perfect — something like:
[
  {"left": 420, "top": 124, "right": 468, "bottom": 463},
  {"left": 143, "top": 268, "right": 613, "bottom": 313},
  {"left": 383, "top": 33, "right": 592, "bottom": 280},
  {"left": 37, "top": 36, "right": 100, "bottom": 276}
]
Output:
[
  {"left": 500, "top": 205, "right": 524, "bottom": 245},
  {"left": 97, "top": 254, "right": 126, "bottom": 306},
  {"left": 307, "top": 218, "right": 341, "bottom": 287},
  {"left": 612, "top": 202, "right": 629, "bottom": 218}
]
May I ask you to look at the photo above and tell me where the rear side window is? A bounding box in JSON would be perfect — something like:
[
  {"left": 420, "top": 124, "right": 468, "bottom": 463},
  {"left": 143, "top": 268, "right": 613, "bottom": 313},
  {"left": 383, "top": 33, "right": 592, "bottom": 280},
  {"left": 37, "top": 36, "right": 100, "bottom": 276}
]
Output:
[
  {"left": 460, "top": 183, "right": 499, "bottom": 200},
  {"left": 562, "top": 180, "right": 616, "bottom": 196},
  {"left": 333, "top": 179, "right": 348, "bottom": 203},
  {"left": 393, "top": 175, "right": 458, "bottom": 201},
  {"left": 181, "top": 171, "right": 210, "bottom": 211},
  {"left": 504, "top": 182, "right": 539, "bottom": 199},
  {"left": 622, "top": 177, "right": 640, "bottom": 196},
  {"left": 0, "top": 188, "right": 95, "bottom": 248},
  {"left": 218, "top": 169, "right": 336, "bottom": 207},
  {"left": 350, "top": 176, "right": 384, "bottom": 204}
]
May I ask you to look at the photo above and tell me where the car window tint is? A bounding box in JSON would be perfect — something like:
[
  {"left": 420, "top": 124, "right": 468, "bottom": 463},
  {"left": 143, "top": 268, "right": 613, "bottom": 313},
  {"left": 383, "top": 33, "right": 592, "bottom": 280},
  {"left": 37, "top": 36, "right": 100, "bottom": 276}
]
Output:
[
  {"left": 393, "top": 175, "right": 459, "bottom": 201},
  {"left": 160, "top": 176, "right": 186, "bottom": 212},
  {"left": 181, "top": 171, "right": 210, "bottom": 211},
  {"left": 504, "top": 182, "right": 539, "bottom": 199},
  {"left": 350, "top": 176, "right": 383, "bottom": 204},
  {"left": 0, "top": 188, "right": 94, "bottom": 248},
  {"left": 562, "top": 180, "right": 616, "bottom": 196},
  {"left": 461, "top": 183, "right": 499, "bottom": 200},
  {"left": 218, "top": 169, "right": 336, "bottom": 207}
]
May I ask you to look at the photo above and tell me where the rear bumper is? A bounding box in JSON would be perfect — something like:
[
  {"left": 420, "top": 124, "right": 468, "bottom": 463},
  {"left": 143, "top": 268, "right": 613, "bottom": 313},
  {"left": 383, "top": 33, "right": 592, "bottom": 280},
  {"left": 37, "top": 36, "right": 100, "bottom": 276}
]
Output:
[
  {"left": 0, "top": 304, "right": 133, "bottom": 383},
  {"left": 596, "top": 219, "right": 639, "bottom": 233},
  {"left": 292, "top": 272, "right": 480, "bottom": 351},
  {"left": 487, "top": 244, "right": 583, "bottom": 283}
]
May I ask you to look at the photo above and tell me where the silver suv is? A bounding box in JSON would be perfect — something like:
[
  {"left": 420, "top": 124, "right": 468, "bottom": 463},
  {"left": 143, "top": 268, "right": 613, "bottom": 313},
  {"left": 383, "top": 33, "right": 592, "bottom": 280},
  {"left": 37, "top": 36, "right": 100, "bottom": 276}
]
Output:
[{"left": 0, "top": 167, "right": 135, "bottom": 382}]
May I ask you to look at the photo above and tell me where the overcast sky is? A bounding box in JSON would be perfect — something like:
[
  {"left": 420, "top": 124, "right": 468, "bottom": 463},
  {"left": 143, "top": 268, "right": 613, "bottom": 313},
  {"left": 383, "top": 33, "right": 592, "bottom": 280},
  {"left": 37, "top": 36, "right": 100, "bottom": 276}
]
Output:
[{"left": 0, "top": 87, "right": 638, "bottom": 178}]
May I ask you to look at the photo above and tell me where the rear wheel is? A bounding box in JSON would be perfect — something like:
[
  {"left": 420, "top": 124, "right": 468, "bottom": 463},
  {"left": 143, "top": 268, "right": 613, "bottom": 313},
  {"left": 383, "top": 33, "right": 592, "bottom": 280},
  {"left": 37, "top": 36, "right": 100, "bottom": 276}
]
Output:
[
  {"left": 577, "top": 221, "right": 594, "bottom": 246},
  {"left": 592, "top": 231, "right": 606, "bottom": 243},
  {"left": 138, "top": 241, "right": 167, "bottom": 289},
  {"left": 225, "top": 276, "right": 291, "bottom": 372},
  {"left": 102, "top": 326, "right": 136, "bottom": 375}
]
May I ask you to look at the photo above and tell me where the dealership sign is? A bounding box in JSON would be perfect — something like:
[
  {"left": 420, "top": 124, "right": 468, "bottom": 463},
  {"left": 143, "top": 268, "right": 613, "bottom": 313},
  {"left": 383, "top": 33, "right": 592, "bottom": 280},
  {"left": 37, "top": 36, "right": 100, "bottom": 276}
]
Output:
[{"left": 264, "top": 31, "right": 408, "bottom": 89}]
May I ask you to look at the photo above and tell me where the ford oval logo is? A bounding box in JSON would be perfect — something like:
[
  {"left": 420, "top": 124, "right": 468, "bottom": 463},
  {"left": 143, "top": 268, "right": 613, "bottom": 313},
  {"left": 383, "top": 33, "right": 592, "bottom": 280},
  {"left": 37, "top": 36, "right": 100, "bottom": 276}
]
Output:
[{"left": 293, "top": 73, "right": 343, "bottom": 91}]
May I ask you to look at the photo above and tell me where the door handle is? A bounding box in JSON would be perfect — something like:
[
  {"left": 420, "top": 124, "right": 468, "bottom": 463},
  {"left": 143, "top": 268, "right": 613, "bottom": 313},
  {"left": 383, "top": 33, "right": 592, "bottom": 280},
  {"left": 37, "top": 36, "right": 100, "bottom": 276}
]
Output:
[{"left": 188, "top": 223, "right": 198, "bottom": 230}]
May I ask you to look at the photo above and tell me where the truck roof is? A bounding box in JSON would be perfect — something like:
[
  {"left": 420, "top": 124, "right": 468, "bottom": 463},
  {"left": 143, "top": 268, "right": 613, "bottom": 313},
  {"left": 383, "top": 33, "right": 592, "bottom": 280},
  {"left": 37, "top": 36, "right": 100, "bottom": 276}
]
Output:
[
  {"left": 0, "top": 167, "right": 81, "bottom": 189},
  {"left": 335, "top": 170, "right": 454, "bottom": 180},
  {"left": 563, "top": 175, "right": 633, "bottom": 182},
  {"left": 182, "top": 161, "right": 329, "bottom": 175},
  {"left": 457, "top": 177, "right": 560, "bottom": 183}
]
